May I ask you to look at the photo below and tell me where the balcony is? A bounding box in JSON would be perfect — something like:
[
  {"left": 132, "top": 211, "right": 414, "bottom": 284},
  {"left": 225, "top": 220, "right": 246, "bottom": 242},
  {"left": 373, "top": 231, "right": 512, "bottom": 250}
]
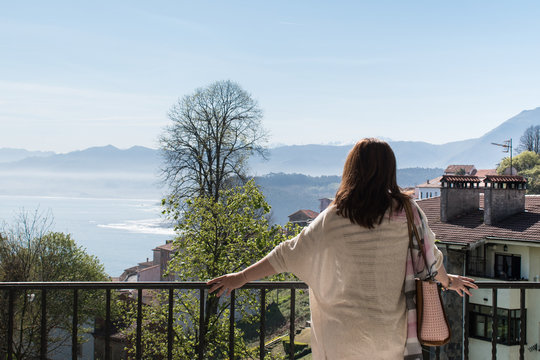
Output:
[{"left": 1, "top": 281, "right": 539, "bottom": 360}]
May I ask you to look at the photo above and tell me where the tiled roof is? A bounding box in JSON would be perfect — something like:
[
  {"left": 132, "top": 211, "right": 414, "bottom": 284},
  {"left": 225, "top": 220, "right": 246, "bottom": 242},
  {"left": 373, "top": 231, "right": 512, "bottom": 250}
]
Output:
[
  {"left": 288, "top": 209, "right": 320, "bottom": 219},
  {"left": 417, "top": 195, "right": 540, "bottom": 246},
  {"left": 154, "top": 242, "right": 175, "bottom": 251},
  {"left": 441, "top": 175, "right": 481, "bottom": 183},
  {"left": 416, "top": 176, "right": 443, "bottom": 188},
  {"left": 483, "top": 175, "right": 527, "bottom": 183},
  {"left": 475, "top": 169, "right": 497, "bottom": 178},
  {"left": 444, "top": 165, "right": 476, "bottom": 174}
]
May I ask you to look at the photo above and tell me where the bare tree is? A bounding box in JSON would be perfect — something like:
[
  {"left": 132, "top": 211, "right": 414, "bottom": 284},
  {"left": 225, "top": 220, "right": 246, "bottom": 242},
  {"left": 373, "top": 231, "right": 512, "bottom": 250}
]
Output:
[
  {"left": 519, "top": 125, "right": 540, "bottom": 154},
  {"left": 0, "top": 209, "right": 108, "bottom": 359},
  {"left": 159, "top": 80, "right": 268, "bottom": 202}
]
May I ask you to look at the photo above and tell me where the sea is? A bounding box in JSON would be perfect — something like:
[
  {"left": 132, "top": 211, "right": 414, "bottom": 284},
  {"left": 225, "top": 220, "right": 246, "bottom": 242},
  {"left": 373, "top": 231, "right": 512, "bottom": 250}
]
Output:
[{"left": 0, "top": 195, "right": 175, "bottom": 277}]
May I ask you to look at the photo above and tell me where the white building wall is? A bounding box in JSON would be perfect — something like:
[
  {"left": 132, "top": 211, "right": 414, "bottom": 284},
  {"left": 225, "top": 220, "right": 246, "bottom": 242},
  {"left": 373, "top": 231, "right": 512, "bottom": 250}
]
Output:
[{"left": 469, "top": 244, "right": 540, "bottom": 360}]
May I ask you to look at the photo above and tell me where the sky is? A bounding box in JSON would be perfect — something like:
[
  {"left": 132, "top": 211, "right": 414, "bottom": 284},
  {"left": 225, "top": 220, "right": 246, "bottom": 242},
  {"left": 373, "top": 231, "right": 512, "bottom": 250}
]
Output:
[{"left": 2, "top": 1, "right": 540, "bottom": 153}]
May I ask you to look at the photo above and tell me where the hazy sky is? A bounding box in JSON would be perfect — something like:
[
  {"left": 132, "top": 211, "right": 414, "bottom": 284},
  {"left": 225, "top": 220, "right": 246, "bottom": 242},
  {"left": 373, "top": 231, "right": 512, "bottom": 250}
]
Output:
[{"left": 2, "top": 1, "right": 540, "bottom": 153}]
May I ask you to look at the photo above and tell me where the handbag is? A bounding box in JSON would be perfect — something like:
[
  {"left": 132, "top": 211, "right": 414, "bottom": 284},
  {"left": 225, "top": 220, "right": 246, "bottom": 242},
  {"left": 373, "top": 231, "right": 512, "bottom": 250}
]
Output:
[{"left": 404, "top": 200, "right": 451, "bottom": 346}]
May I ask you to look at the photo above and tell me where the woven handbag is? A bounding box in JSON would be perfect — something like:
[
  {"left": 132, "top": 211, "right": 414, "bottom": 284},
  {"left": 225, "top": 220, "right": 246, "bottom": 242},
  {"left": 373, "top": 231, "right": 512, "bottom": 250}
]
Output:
[{"left": 404, "top": 200, "right": 451, "bottom": 346}]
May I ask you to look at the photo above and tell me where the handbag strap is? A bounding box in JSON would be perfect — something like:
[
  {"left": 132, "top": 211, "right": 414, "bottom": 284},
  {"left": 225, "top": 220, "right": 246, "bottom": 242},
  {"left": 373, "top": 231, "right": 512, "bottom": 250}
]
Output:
[{"left": 403, "top": 199, "right": 430, "bottom": 275}]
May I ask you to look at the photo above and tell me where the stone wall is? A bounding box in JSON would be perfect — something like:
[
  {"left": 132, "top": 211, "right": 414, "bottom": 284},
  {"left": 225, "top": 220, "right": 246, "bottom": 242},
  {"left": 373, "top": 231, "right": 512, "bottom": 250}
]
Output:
[{"left": 433, "top": 247, "right": 466, "bottom": 360}]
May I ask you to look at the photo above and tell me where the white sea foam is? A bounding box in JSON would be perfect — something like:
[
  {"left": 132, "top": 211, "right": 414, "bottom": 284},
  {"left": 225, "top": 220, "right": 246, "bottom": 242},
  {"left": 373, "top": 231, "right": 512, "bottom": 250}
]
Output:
[{"left": 98, "top": 218, "right": 175, "bottom": 236}]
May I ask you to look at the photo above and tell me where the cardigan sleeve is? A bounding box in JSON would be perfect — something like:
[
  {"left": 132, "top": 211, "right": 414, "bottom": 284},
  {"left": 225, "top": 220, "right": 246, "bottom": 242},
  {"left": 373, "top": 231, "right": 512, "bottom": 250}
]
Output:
[{"left": 264, "top": 211, "right": 324, "bottom": 283}]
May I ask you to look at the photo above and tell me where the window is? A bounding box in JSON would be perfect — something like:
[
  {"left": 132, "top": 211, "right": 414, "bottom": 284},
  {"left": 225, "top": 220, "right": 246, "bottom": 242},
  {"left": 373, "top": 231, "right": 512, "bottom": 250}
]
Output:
[
  {"left": 494, "top": 253, "right": 521, "bottom": 280},
  {"left": 469, "top": 304, "right": 525, "bottom": 345}
]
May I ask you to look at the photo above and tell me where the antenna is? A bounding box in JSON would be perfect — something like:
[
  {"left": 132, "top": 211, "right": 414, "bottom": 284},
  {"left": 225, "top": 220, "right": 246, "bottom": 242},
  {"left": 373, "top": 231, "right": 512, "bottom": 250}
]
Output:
[{"left": 491, "top": 139, "right": 513, "bottom": 175}]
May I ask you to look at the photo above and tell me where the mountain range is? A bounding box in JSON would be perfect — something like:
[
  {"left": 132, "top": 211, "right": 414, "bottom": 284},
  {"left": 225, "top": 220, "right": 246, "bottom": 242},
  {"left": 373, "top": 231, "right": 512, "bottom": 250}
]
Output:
[
  {"left": 0, "top": 107, "right": 538, "bottom": 223},
  {"left": 2, "top": 106, "right": 538, "bottom": 175}
]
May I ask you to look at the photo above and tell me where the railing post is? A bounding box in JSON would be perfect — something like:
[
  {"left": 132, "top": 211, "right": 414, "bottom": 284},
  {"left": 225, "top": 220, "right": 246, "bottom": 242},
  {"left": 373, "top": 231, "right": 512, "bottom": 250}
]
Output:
[
  {"left": 136, "top": 289, "right": 143, "bottom": 360},
  {"left": 519, "top": 288, "right": 525, "bottom": 360},
  {"left": 7, "top": 289, "right": 14, "bottom": 360},
  {"left": 491, "top": 288, "right": 497, "bottom": 360},
  {"left": 40, "top": 288, "right": 47, "bottom": 360},
  {"left": 464, "top": 294, "right": 469, "bottom": 360},
  {"left": 199, "top": 288, "right": 205, "bottom": 360},
  {"left": 105, "top": 288, "right": 111, "bottom": 360},
  {"left": 72, "top": 288, "right": 78, "bottom": 360},
  {"left": 259, "top": 288, "right": 266, "bottom": 360},
  {"left": 168, "top": 288, "right": 174, "bottom": 360},
  {"left": 289, "top": 288, "right": 295, "bottom": 360},
  {"left": 229, "top": 289, "right": 236, "bottom": 360}
]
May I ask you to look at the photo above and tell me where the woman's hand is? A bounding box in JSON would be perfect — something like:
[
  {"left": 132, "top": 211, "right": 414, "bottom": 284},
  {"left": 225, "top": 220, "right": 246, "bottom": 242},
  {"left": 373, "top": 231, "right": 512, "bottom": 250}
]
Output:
[
  {"left": 444, "top": 274, "right": 478, "bottom": 297},
  {"left": 207, "top": 272, "right": 248, "bottom": 297}
]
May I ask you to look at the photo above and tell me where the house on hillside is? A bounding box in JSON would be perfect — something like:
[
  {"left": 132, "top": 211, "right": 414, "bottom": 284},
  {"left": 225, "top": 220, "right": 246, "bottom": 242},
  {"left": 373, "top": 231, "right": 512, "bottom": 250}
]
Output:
[
  {"left": 416, "top": 175, "right": 540, "bottom": 359},
  {"left": 119, "top": 241, "right": 176, "bottom": 283},
  {"left": 415, "top": 168, "right": 497, "bottom": 200},
  {"left": 445, "top": 164, "right": 477, "bottom": 176},
  {"left": 288, "top": 209, "right": 319, "bottom": 227},
  {"left": 415, "top": 176, "right": 443, "bottom": 199}
]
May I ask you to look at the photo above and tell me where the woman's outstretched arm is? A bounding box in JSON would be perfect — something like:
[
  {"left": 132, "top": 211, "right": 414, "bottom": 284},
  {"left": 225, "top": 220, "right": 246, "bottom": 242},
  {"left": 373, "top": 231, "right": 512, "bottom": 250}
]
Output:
[{"left": 207, "top": 257, "right": 277, "bottom": 297}]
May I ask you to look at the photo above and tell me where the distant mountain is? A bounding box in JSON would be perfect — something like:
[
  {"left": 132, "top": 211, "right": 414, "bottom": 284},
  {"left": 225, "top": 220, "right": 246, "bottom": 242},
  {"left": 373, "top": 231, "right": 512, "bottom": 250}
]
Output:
[
  {"left": 0, "top": 148, "right": 55, "bottom": 163},
  {"left": 445, "top": 108, "right": 540, "bottom": 166},
  {"left": 250, "top": 107, "right": 540, "bottom": 174},
  {"left": 0, "top": 145, "right": 160, "bottom": 173}
]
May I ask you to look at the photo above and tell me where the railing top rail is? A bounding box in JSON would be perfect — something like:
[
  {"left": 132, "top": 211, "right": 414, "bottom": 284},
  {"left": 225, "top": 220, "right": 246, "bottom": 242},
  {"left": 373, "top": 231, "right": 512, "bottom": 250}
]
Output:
[
  {"left": 1, "top": 280, "right": 538, "bottom": 290},
  {"left": 475, "top": 281, "right": 540, "bottom": 289},
  {"left": 0, "top": 280, "right": 309, "bottom": 290}
]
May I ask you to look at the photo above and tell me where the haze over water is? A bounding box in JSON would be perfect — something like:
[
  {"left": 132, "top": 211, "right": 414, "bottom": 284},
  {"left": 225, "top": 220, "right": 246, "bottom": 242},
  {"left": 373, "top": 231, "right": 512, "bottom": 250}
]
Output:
[{"left": 0, "top": 195, "right": 174, "bottom": 277}]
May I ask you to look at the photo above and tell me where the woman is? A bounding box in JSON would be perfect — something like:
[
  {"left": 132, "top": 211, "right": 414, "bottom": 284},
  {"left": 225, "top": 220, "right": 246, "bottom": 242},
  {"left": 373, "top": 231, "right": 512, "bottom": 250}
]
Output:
[{"left": 208, "top": 138, "right": 477, "bottom": 359}]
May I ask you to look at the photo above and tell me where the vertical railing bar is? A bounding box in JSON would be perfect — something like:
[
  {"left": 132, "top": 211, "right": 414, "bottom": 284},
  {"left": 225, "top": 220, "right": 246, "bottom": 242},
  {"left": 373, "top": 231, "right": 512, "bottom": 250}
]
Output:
[
  {"left": 168, "top": 288, "right": 174, "bottom": 360},
  {"left": 519, "top": 288, "right": 525, "bottom": 360},
  {"left": 136, "top": 289, "right": 143, "bottom": 360},
  {"left": 40, "top": 288, "right": 47, "bottom": 360},
  {"left": 491, "top": 288, "right": 497, "bottom": 360},
  {"left": 198, "top": 288, "right": 205, "bottom": 360},
  {"left": 7, "top": 289, "right": 14, "bottom": 360},
  {"left": 229, "top": 289, "right": 236, "bottom": 360},
  {"left": 105, "top": 289, "right": 111, "bottom": 360},
  {"left": 464, "top": 293, "right": 469, "bottom": 360},
  {"left": 289, "top": 288, "right": 295, "bottom": 360},
  {"left": 72, "top": 289, "right": 78, "bottom": 360},
  {"left": 259, "top": 288, "right": 266, "bottom": 360}
]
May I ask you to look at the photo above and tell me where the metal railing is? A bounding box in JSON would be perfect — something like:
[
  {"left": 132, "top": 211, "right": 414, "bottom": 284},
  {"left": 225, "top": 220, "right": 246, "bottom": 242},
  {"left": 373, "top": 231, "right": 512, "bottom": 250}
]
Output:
[
  {"left": 464, "top": 281, "right": 540, "bottom": 360},
  {"left": 2, "top": 280, "right": 539, "bottom": 360},
  {"left": 0, "top": 281, "right": 308, "bottom": 360}
]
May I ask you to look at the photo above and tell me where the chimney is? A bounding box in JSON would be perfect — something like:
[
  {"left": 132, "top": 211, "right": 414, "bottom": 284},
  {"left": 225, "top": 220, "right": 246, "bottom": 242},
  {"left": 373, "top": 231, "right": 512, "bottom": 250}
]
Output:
[
  {"left": 440, "top": 175, "right": 481, "bottom": 222},
  {"left": 483, "top": 175, "right": 527, "bottom": 225}
]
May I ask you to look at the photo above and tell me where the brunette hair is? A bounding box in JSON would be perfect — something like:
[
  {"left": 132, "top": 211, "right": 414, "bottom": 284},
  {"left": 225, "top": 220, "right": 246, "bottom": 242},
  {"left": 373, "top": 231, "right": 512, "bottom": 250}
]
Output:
[{"left": 333, "top": 138, "right": 410, "bottom": 228}]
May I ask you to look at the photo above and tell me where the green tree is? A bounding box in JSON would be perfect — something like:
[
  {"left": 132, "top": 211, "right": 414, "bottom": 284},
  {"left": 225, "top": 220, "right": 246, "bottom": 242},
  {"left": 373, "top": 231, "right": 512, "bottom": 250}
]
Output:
[
  {"left": 159, "top": 80, "right": 268, "bottom": 204},
  {"left": 120, "top": 181, "right": 300, "bottom": 359},
  {"left": 0, "top": 210, "right": 108, "bottom": 359},
  {"left": 497, "top": 151, "right": 540, "bottom": 194}
]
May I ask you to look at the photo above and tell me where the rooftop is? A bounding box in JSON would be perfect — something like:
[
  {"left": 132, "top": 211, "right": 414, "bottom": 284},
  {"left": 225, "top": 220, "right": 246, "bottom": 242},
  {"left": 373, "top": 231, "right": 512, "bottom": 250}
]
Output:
[{"left": 417, "top": 195, "right": 540, "bottom": 246}]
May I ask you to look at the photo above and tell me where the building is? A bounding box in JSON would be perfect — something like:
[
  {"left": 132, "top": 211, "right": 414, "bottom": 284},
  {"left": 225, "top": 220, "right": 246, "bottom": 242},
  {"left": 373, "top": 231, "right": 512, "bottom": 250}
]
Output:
[
  {"left": 415, "top": 176, "right": 443, "bottom": 200},
  {"left": 119, "top": 241, "right": 175, "bottom": 283},
  {"left": 417, "top": 175, "right": 540, "bottom": 359},
  {"left": 444, "top": 165, "right": 477, "bottom": 176},
  {"left": 287, "top": 209, "right": 320, "bottom": 227},
  {"left": 415, "top": 168, "right": 497, "bottom": 200}
]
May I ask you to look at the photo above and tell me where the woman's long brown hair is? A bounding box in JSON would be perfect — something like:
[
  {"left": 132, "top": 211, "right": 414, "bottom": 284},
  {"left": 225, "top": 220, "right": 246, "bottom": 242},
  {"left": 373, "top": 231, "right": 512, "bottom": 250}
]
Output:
[{"left": 333, "top": 138, "right": 410, "bottom": 228}]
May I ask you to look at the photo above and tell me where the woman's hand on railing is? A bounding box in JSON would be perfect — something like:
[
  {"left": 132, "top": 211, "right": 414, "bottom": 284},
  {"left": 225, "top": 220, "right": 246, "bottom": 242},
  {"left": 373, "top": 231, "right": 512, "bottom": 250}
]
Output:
[
  {"left": 443, "top": 274, "right": 478, "bottom": 297},
  {"left": 207, "top": 272, "right": 248, "bottom": 297}
]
